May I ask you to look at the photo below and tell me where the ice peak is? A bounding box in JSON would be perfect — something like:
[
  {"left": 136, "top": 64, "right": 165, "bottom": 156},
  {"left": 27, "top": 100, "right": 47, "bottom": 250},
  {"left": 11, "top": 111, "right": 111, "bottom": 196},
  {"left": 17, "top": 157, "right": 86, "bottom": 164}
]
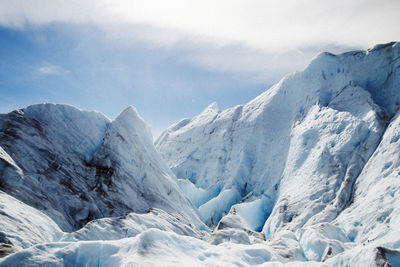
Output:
[
  {"left": 206, "top": 102, "right": 219, "bottom": 111},
  {"left": 116, "top": 105, "right": 140, "bottom": 120},
  {"left": 113, "top": 105, "right": 153, "bottom": 144},
  {"left": 113, "top": 105, "right": 147, "bottom": 130},
  {"left": 197, "top": 102, "right": 219, "bottom": 118}
]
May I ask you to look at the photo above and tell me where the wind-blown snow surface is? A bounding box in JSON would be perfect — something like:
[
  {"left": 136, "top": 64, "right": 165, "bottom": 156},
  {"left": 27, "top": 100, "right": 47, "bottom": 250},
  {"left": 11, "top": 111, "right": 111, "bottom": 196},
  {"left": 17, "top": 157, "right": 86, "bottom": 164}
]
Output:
[{"left": 1, "top": 42, "right": 400, "bottom": 266}]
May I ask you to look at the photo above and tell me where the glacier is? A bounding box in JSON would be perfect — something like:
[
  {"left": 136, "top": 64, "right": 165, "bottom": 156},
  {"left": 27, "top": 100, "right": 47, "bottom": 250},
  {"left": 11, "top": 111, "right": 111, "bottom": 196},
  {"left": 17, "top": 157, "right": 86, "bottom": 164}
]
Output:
[
  {"left": 1, "top": 42, "right": 400, "bottom": 266},
  {"left": 0, "top": 104, "right": 202, "bottom": 232}
]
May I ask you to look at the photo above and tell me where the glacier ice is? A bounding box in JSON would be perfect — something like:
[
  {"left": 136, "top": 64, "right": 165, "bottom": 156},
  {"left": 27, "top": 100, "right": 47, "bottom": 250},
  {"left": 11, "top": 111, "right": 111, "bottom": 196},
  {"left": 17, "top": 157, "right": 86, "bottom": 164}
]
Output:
[
  {"left": 0, "top": 103, "right": 202, "bottom": 232},
  {"left": 156, "top": 42, "right": 399, "bottom": 233},
  {"left": 0, "top": 190, "right": 62, "bottom": 250},
  {"left": 1, "top": 42, "right": 400, "bottom": 266}
]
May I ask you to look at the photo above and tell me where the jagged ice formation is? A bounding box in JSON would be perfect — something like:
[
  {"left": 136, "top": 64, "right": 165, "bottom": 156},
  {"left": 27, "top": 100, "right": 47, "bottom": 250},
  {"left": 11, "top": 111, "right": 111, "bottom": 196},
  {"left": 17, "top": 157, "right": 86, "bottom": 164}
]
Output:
[{"left": 1, "top": 42, "right": 400, "bottom": 266}]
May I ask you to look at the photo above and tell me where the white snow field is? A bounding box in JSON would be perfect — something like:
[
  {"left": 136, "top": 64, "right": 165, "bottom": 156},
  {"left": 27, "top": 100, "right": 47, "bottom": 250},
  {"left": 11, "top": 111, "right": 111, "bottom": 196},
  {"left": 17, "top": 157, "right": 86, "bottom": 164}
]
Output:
[{"left": 1, "top": 42, "right": 400, "bottom": 266}]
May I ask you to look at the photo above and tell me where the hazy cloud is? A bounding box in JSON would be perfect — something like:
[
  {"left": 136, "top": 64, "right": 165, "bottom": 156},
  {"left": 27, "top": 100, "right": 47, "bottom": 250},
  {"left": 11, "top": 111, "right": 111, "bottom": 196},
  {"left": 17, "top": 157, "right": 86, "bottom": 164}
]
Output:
[
  {"left": 1, "top": 0, "right": 399, "bottom": 77},
  {"left": 0, "top": 0, "right": 398, "bottom": 51},
  {"left": 36, "top": 63, "right": 70, "bottom": 76}
]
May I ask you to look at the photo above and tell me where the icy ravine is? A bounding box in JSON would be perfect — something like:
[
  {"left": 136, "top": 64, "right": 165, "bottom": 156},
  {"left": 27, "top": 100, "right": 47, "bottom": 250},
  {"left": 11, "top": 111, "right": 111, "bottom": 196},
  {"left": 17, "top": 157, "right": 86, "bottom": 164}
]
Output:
[{"left": 0, "top": 104, "right": 202, "bottom": 232}]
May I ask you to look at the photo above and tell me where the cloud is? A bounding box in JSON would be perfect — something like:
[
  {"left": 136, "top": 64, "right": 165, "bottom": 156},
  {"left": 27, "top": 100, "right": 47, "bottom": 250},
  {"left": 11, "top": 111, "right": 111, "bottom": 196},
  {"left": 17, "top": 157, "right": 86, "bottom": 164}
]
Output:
[
  {"left": 36, "top": 63, "right": 69, "bottom": 76},
  {"left": 98, "top": 24, "right": 358, "bottom": 83},
  {"left": 0, "top": 0, "right": 398, "bottom": 52},
  {"left": 1, "top": 0, "right": 399, "bottom": 85},
  {"left": 178, "top": 42, "right": 357, "bottom": 83}
]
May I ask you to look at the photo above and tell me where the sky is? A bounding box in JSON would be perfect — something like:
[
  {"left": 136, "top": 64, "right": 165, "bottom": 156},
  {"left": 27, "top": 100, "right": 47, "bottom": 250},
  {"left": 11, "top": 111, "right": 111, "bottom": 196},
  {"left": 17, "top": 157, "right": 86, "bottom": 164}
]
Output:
[{"left": 0, "top": 1, "right": 399, "bottom": 137}]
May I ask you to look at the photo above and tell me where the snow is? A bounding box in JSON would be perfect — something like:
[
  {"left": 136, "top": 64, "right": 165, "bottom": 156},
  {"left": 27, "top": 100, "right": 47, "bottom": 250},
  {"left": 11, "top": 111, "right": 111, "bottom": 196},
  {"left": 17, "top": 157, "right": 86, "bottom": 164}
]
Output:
[
  {"left": 198, "top": 189, "right": 241, "bottom": 226},
  {"left": 0, "top": 147, "right": 22, "bottom": 173},
  {"left": 333, "top": 107, "right": 400, "bottom": 249},
  {"left": 2, "top": 42, "right": 400, "bottom": 266},
  {"left": 0, "top": 103, "right": 202, "bottom": 232},
  {"left": 23, "top": 103, "right": 111, "bottom": 162},
  {"left": 156, "top": 42, "right": 399, "bottom": 235},
  {"left": 324, "top": 246, "right": 400, "bottom": 267},
  {"left": 297, "top": 223, "right": 351, "bottom": 261},
  {"left": 177, "top": 178, "right": 222, "bottom": 208},
  {"left": 0, "top": 190, "right": 62, "bottom": 250},
  {"left": 91, "top": 106, "right": 204, "bottom": 228},
  {"left": 60, "top": 208, "right": 203, "bottom": 242},
  {"left": 153, "top": 42, "right": 400, "bottom": 265},
  {"left": 233, "top": 196, "right": 274, "bottom": 232},
  {"left": 0, "top": 228, "right": 311, "bottom": 267}
]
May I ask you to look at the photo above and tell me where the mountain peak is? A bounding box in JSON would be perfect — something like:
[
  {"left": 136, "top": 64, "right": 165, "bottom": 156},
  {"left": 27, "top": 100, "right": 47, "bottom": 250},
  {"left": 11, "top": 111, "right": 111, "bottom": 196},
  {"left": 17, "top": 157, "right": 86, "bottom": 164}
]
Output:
[
  {"left": 205, "top": 102, "right": 219, "bottom": 111},
  {"left": 116, "top": 105, "right": 140, "bottom": 120},
  {"left": 112, "top": 105, "right": 153, "bottom": 143}
]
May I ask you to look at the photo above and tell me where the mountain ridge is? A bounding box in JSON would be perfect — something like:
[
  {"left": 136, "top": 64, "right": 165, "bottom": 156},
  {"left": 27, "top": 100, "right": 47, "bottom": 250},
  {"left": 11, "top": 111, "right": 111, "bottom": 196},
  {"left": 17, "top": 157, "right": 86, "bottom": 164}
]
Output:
[
  {"left": 0, "top": 103, "right": 203, "bottom": 232},
  {"left": 1, "top": 42, "right": 400, "bottom": 266},
  {"left": 155, "top": 41, "right": 400, "bottom": 262}
]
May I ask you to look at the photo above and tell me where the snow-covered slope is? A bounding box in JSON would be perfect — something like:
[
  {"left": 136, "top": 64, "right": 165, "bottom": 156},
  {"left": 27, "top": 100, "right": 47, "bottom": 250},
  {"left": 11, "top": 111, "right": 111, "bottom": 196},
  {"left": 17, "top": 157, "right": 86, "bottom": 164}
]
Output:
[
  {"left": 154, "top": 42, "right": 400, "bottom": 264},
  {"left": 0, "top": 190, "right": 62, "bottom": 251},
  {"left": 0, "top": 104, "right": 202, "bottom": 232},
  {"left": 156, "top": 42, "right": 399, "bottom": 230},
  {"left": 1, "top": 42, "right": 400, "bottom": 266},
  {"left": 334, "top": 107, "right": 400, "bottom": 248}
]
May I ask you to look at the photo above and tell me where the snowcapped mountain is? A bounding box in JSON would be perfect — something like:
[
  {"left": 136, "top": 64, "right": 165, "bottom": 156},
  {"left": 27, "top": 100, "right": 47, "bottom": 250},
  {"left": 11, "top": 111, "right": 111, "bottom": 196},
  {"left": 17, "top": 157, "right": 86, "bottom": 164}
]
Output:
[{"left": 1, "top": 42, "right": 400, "bottom": 266}]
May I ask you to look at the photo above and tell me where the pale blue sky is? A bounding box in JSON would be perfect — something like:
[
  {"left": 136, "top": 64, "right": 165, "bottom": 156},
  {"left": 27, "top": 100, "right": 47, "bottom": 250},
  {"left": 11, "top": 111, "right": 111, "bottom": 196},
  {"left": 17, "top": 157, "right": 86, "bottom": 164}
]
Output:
[
  {"left": 0, "top": 1, "right": 399, "bottom": 137},
  {"left": 0, "top": 24, "right": 271, "bottom": 136}
]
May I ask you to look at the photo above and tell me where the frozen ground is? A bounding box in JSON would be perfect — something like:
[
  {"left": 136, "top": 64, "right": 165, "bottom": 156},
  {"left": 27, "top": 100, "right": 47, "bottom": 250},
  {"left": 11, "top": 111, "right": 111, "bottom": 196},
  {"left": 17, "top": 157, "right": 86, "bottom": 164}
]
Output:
[{"left": 1, "top": 42, "right": 400, "bottom": 266}]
